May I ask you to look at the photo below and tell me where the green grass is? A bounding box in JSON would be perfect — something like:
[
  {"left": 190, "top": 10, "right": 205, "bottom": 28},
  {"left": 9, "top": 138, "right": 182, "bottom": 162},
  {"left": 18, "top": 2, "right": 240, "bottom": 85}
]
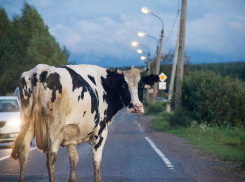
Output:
[
  {"left": 144, "top": 102, "right": 245, "bottom": 166},
  {"left": 168, "top": 125, "right": 245, "bottom": 162}
]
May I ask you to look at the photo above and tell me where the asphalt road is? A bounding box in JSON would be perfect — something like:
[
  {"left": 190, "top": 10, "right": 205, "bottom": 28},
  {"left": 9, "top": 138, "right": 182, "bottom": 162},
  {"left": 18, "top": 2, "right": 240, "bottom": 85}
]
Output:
[{"left": 0, "top": 109, "right": 194, "bottom": 182}]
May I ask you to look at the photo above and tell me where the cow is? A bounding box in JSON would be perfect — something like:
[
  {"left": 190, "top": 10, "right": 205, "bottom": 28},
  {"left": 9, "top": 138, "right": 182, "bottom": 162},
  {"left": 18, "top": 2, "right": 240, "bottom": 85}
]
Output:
[{"left": 11, "top": 64, "right": 159, "bottom": 182}]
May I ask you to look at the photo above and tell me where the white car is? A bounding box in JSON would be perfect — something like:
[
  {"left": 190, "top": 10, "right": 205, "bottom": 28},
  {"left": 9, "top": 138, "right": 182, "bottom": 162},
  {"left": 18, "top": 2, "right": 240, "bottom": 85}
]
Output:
[{"left": 0, "top": 96, "right": 20, "bottom": 143}]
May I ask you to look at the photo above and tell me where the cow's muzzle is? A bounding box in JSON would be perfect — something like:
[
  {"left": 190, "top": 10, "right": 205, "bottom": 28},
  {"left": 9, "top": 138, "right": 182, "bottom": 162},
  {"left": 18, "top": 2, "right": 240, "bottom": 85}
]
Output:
[{"left": 128, "top": 103, "right": 144, "bottom": 113}]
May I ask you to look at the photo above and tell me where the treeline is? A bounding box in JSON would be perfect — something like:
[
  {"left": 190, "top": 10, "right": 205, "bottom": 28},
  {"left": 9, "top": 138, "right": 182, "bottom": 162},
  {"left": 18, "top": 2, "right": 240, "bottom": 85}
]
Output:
[
  {"left": 158, "top": 51, "right": 245, "bottom": 93},
  {"left": 0, "top": 3, "right": 70, "bottom": 95}
]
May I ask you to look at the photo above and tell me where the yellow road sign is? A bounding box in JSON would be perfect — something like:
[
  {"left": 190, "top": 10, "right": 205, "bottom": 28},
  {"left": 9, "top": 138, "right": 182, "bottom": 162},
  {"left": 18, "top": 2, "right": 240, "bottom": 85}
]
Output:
[{"left": 159, "top": 72, "right": 167, "bottom": 82}]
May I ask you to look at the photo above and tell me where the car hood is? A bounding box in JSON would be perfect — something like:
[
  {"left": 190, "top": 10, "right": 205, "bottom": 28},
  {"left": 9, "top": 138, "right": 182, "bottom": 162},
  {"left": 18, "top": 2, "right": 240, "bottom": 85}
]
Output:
[{"left": 0, "top": 112, "right": 20, "bottom": 122}]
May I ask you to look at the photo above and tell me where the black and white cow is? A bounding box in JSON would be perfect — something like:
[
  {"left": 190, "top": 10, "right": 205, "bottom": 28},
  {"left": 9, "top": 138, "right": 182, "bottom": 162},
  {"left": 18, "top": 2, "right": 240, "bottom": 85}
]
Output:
[{"left": 11, "top": 64, "right": 159, "bottom": 182}]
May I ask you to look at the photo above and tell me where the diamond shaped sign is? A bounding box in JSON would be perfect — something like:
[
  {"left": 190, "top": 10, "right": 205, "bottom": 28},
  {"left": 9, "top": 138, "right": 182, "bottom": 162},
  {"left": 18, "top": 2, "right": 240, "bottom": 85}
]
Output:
[{"left": 159, "top": 72, "right": 167, "bottom": 82}]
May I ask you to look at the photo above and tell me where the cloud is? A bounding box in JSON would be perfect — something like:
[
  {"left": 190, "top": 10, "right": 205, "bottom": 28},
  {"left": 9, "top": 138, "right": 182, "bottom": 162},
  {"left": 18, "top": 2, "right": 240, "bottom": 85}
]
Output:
[
  {"left": 186, "top": 10, "right": 245, "bottom": 60},
  {"left": 1, "top": 0, "right": 245, "bottom": 66}
]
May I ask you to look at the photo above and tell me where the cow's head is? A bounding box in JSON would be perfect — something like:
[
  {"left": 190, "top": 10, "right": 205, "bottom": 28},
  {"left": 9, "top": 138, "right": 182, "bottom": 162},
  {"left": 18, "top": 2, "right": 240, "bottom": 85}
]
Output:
[{"left": 106, "top": 66, "right": 159, "bottom": 113}]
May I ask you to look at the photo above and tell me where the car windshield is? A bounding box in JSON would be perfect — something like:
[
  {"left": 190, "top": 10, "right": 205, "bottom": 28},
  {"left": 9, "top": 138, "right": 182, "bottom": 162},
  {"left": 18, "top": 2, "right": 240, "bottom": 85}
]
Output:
[{"left": 0, "top": 99, "right": 20, "bottom": 112}]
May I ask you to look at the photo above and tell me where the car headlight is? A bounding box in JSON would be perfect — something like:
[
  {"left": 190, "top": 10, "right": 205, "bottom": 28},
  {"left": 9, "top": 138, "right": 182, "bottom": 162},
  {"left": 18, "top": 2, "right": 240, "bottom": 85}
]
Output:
[{"left": 7, "top": 119, "right": 20, "bottom": 127}]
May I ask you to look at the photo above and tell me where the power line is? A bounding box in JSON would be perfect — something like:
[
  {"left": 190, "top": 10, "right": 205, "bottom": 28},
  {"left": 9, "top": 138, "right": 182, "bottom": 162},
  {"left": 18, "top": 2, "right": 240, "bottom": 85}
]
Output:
[{"left": 163, "top": 0, "right": 181, "bottom": 44}]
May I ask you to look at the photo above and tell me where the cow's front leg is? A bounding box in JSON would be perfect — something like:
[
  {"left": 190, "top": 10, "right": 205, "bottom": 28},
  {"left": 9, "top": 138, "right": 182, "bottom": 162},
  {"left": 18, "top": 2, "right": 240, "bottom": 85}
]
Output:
[
  {"left": 46, "top": 135, "right": 63, "bottom": 182},
  {"left": 67, "top": 144, "right": 79, "bottom": 182},
  {"left": 92, "top": 128, "right": 108, "bottom": 182}
]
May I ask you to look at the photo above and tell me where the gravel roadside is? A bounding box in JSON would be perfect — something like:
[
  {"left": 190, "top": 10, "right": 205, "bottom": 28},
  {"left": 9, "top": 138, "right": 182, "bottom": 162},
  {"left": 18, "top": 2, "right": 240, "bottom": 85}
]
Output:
[{"left": 136, "top": 113, "right": 245, "bottom": 182}]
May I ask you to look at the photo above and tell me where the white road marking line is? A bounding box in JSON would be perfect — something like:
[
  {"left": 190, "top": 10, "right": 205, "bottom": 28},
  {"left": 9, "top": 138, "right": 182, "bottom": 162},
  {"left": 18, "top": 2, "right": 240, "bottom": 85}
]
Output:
[
  {"left": 0, "top": 147, "right": 37, "bottom": 161},
  {"left": 134, "top": 120, "right": 176, "bottom": 171},
  {"left": 145, "top": 136, "right": 176, "bottom": 171},
  {"left": 134, "top": 120, "right": 144, "bottom": 132}
]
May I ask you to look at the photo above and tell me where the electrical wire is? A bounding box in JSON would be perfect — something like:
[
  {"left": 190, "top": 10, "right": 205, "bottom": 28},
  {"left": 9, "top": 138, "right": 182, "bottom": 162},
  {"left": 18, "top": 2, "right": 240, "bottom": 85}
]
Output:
[{"left": 163, "top": 0, "right": 181, "bottom": 44}]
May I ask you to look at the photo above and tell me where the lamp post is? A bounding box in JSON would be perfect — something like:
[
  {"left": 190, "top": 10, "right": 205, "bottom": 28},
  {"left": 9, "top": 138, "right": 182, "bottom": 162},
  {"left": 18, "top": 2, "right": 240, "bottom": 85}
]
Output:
[
  {"left": 132, "top": 42, "right": 151, "bottom": 103},
  {"left": 141, "top": 7, "right": 164, "bottom": 104}
]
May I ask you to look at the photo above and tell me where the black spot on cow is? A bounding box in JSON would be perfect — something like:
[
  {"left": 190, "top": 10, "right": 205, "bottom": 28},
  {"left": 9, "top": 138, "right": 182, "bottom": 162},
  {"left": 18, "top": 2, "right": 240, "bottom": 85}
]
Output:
[
  {"left": 50, "top": 108, "right": 53, "bottom": 111},
  {"left": 78, "top": 95, "right": 80, "bottom": 101},
  {"left": 94, "top": 136, "right": 103, "bottom": 151},
  {"left": 128, "top": 103, "right": 134, "bottom": 109},
  {"left": 88, "top": 75, "right": 96, "bottom": 85},
  {"left": 83, "top": 111, "right": 86, "bottom": 117},
  {"left": 98, "top": 110, "right": 107, "bottom": 136},
  {"left": 40, "top": 71, "right": 48, "bottom": 83},
  {"left": 80, "top": 86, "right": 87, "bottom": 100},
  {"left": 19, "top": 77, "right": 32, "bottom": 108},
  {"left": 33, "top": 73, "right": 38, "bottom": 87},
  {"left": 87, "top": 131, "right": 93, "bottom": 136},
  {"left": 137, "top": 78, "right": 145, "bottom": 102},
  {"left": 39, "top": 72, "right": 62, "bottom": 103}
]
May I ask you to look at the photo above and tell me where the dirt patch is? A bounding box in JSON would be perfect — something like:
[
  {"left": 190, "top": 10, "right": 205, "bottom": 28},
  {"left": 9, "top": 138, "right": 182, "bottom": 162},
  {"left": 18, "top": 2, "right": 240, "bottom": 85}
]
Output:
[{"left": 137, "top": 113, "right": 245, "bottom": 182}]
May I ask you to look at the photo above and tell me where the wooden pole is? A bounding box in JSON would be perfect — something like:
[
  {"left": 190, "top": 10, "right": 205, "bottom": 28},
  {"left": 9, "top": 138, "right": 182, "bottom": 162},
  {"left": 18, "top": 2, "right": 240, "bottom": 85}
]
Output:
[
  {"left": 153, "top": 30, "right": 164, "bottom": 104},
  {"left": 175, "top": 0, "right": 187, "bottom": 110},
  {"left": 166, "top": 17, "right": 180, "bottom": 112},
  {"left": 146, "top": 54, "right": 151, "bottom": 103}
]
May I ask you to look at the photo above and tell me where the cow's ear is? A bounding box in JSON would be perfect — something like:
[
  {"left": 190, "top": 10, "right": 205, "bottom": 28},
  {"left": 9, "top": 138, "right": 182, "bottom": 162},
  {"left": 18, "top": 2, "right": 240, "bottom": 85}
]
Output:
[
  {"left": 105, "top": 77, "right": 121, "bottom": 88},
  {"left": 142, "top": 74, "right": 159, "bottom": 85}
]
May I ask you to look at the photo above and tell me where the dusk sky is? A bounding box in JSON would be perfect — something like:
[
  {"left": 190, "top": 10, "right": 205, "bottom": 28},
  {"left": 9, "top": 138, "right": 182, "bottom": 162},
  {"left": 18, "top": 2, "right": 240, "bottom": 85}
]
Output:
[{"left": 1, "top": 0, "right": 245, "bottom": 67}]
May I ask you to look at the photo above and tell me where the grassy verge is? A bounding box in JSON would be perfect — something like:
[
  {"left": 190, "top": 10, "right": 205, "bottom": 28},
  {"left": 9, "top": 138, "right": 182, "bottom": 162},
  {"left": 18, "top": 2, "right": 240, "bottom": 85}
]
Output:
[{"left": 144, "top": 102, "right": 245, "bottom": 167}]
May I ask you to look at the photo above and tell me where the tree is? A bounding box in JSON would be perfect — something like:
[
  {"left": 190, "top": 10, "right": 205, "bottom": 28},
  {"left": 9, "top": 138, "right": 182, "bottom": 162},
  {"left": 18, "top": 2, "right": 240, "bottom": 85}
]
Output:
[{"left": 0, "top": 2, "right": 70, "bottom": 95}]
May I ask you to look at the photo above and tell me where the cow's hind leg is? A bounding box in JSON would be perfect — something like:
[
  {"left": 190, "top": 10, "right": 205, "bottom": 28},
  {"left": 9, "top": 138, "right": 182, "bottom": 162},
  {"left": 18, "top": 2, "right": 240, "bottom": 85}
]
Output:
[
  {"left": 67, "top": 145, "right": 79, "bottom": 182},
  {"left": 92, "top": 128, "right": 108, "bottom": 182},
  {"left": 46, "top": 136, "right": 63, "bottom": 182},
  {"left": 17, "top": 127, "right": 34, "bottom": 182}
]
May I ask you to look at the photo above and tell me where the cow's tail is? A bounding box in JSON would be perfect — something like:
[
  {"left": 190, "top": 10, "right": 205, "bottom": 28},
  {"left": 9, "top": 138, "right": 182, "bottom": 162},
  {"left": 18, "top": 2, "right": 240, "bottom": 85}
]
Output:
[{"left": 11, "top": 65, "right": 49, "bottom": 160}]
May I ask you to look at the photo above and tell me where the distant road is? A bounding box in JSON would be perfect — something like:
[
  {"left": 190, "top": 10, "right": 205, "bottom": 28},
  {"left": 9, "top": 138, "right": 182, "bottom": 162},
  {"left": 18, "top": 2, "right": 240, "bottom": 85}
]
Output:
[{"left": 0, "top": 109, "right": 194, "bottom": 182}]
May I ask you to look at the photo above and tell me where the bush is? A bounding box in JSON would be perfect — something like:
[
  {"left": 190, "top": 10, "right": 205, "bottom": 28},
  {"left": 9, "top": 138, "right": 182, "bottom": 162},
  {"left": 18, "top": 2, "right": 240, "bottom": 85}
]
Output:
[
  {"left": 169, "top": 108, "right": 191, "bottom": 128},
  {"left": 145, "top": 102, "right": 166, "bottom": 115},
  {"left": 180, "top": 71, "right": 245, "bottom": 127}
]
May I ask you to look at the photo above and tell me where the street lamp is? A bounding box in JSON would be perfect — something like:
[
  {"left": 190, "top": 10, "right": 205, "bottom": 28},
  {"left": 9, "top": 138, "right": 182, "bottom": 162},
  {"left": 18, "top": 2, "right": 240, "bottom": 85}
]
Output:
[
  {"left": 141, "top": 56, "right": 146, "bottom": 60},
  {"left": 141, "top": 7, "right": 151, "bottom": 14},
  {"left": 141, "top": 7, "right": 164, "bottom": 104},
  {"left": 132, "top": 42, "right": 138, "bottom": 46},
  {"left": 141, "top": 7, "right": 164, "bottom": 30},
  {"left": 138, "top": 32, "right": 159, "bottom": 46},
  {"left": 137, "top": 49, "right": 143, "bottom": 54},
  {"left": 132, "top": 41, "right": 150, "bottom": 54}
]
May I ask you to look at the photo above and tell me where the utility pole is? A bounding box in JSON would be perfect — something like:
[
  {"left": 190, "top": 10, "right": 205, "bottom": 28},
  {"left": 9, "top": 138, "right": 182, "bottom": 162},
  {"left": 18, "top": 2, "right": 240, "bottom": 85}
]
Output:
[
  {"left": 166, "top": 17, "right": 180, "bottom": 112},
  {"left": 153, "top": 30, "right": 164, "bottom": 104},
  {"left": 146, "top": 53, "right": 151, "bottom": 103},
  {"left": 175, "top": 0, "right": 187, "bottom": 110}
]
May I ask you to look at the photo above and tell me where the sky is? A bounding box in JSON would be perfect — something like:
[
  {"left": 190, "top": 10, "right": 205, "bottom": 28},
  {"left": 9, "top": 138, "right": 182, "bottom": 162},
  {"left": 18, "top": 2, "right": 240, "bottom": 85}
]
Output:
[{"left": 1, "top": 0, "right": 245, "bottom": 67}]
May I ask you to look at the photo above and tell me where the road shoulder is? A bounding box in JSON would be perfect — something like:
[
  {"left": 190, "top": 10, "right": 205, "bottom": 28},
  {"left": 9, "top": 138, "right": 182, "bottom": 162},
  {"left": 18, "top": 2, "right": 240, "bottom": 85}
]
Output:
[{"left": 136, "top": 113, "right": 245, "bottom": 182}]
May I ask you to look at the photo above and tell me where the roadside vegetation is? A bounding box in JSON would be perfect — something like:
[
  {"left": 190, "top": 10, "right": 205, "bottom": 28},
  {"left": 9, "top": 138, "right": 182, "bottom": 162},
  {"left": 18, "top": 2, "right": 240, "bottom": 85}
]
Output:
[
  {"left": 0, "top": 3, "right": 71, "bottom": 95},
  {"left": 145, "top": 70, "right": 245, "bottom": 168}
]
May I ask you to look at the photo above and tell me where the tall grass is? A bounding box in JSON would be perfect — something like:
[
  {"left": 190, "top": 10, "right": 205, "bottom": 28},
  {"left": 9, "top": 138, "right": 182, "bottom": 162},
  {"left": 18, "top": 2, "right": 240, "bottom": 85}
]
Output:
[{"left": 144, "top": 103, "right": 245, "bottom": 167}]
